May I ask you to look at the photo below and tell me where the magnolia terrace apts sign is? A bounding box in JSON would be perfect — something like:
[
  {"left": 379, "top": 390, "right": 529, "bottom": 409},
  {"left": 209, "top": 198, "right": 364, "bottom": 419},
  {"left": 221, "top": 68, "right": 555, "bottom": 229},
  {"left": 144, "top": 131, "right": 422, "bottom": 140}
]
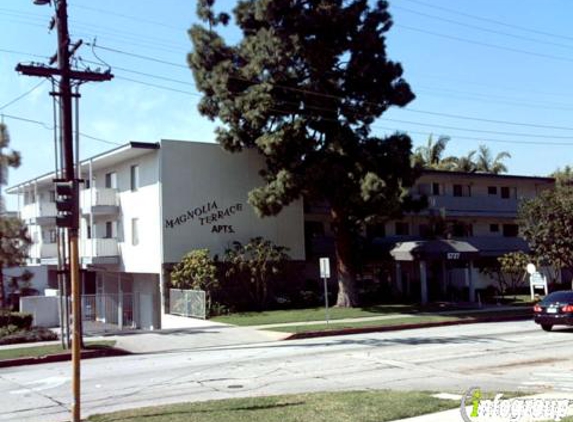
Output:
[{"left": 165, "top": 200, "right": 244, "bottom": 233}]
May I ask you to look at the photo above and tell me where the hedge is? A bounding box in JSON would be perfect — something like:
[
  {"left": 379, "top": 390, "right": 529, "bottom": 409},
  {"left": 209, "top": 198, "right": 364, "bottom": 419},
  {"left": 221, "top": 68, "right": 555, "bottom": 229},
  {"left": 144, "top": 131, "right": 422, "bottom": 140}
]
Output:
[{"left": 0, "top": 312, "right": 33, "bottom": 330}]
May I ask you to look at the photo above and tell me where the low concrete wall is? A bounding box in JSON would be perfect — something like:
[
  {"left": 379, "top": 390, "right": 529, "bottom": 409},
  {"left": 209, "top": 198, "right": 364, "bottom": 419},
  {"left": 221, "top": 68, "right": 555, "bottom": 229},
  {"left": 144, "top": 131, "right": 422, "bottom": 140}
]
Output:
[{"left": 20, "top": 296, "right": 60, "bottom": 328}]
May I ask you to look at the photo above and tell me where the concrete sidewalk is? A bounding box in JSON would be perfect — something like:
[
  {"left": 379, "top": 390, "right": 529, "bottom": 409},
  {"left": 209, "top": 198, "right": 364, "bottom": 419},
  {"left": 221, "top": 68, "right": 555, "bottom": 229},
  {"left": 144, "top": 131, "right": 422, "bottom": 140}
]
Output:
[
  {"left": 392, "top": 392, "right": 573, "bottom": 422},
  {"left": 112, "top": 315, "right": 288, "bottom": 353}
]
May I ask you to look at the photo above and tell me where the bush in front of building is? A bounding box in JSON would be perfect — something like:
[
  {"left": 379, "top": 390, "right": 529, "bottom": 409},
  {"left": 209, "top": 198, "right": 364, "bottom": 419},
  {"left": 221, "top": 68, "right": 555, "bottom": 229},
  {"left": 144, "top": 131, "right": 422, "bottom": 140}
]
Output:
[
  {"left": 170, "top": 249, "right": 220, "bottom": 316},
  {"left": 0, "top": 311, "right": 33, "bottom": 330},
  {"left": 223, "top": 237, "right": 291, "bottom": 312},
  {"left": 0, "top": 326, "right": 58, "bottom": 346}
]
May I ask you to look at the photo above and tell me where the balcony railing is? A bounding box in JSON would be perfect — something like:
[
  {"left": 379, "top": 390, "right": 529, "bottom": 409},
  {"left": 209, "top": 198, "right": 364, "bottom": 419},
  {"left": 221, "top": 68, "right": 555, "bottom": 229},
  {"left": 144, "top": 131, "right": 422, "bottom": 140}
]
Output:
[
  {"left": 80, "top": 188, "right": 119, "bottom": 215},
  {"left": 81, "top": 238, "right": 119, "bottom": 258},
  {"left": 428, "top": 195, "right": 518, "bottom": 217},
  {"left": 21, "top": 202, "right": 57, "bottom": 223}
]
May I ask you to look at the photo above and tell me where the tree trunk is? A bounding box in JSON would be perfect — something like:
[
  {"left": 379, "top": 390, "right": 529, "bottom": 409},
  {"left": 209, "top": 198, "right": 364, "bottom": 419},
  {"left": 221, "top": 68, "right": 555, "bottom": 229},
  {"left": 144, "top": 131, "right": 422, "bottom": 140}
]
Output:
[
  {"left": 0, "top": 266, "right": 4, "bottom": 310},
  {"left": 332, "top": 211, "right": 358, "bottom": 308}
]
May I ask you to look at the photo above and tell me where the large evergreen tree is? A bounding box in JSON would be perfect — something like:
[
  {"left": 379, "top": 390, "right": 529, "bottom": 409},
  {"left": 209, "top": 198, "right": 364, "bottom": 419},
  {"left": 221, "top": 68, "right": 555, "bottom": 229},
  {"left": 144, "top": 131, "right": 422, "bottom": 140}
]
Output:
[
  {"left": 189, "top": 0, "right": 420, "bottom": 307},
  {"left": 0, "top": 123, "right": 31, "bottom": 308}
]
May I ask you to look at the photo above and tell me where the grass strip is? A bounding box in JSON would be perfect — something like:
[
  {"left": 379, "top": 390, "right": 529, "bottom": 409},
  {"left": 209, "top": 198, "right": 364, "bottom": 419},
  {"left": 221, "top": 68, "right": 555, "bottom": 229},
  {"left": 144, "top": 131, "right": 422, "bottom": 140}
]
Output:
[
  {"left": 87, "top": 390, "right": 464, "bottom": 422},
  {"left": 0, "top": 340, "right": 116, "bottom": 361}
]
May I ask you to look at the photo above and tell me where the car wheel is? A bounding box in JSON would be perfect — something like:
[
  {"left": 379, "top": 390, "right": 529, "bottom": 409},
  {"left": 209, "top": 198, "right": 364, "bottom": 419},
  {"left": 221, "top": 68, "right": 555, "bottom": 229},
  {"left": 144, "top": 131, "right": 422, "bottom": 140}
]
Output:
[{"left": 541, "top": 324, "right": 553, "bottom": 332}]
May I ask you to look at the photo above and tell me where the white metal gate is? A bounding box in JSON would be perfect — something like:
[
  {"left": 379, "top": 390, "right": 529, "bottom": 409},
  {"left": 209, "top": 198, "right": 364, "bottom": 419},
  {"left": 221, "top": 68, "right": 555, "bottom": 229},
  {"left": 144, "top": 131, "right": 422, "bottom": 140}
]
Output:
[
  {"left": 169, "top": 289, "right": 206, "bottom": 319},
  {"left": 81, "top": 293, "right": 139, "bottom": 333}
]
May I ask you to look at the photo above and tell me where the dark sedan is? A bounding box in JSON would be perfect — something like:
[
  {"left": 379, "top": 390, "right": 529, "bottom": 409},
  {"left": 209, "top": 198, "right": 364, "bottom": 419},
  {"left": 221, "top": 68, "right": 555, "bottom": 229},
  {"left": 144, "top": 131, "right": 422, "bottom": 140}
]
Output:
[{"left": 533, "top": 290, "right": 573, "bottom": 331}]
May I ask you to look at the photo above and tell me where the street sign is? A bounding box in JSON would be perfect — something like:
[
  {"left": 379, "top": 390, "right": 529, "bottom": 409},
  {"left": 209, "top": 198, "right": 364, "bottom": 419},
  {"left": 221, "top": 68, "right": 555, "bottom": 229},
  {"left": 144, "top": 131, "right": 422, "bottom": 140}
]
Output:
[
  {"left": 319, "top": 257, "right": 331, "bottom": 325},
  {"left": 529, "top": 271, "right": 548, "bottom": 299},
  {"left": 319, "top": 257, "right": 331, "bottom": 279}
]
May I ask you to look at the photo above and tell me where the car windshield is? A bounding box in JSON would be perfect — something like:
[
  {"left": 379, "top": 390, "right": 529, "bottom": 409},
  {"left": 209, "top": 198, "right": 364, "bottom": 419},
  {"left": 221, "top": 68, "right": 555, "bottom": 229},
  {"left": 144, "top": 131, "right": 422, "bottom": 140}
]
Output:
[{"left": 541, "top": 291, "right": 573, "bottom": 304}]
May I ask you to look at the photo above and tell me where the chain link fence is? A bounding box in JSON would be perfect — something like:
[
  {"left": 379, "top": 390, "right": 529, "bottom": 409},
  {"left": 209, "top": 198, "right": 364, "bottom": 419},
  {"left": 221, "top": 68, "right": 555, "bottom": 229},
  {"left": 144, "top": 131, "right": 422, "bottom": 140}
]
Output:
[{"left": 169, "top": 289, "right": 206, "bottom": 320}]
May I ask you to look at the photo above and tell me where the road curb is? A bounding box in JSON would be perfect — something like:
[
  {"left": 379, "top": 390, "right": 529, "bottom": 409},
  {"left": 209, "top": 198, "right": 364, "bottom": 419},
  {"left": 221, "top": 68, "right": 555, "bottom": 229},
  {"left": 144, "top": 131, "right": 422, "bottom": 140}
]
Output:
[
  {"left": 0, "top": 347, "right": 131, "bottom": 369},
  {"left": 284, "top": 314, "right": 532, "bottom": 340}
]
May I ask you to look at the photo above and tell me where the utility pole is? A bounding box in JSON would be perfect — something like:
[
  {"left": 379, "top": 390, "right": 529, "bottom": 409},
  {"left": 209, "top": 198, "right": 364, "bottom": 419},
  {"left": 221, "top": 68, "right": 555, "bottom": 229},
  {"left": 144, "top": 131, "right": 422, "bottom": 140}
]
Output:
[{"left": 16, "top": 1, "right": 112, "bottom": 421}]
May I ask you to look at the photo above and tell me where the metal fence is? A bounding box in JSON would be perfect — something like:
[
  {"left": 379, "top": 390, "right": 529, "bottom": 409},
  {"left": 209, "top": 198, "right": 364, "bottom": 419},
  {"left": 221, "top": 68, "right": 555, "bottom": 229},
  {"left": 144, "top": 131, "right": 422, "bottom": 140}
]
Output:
[
  {"left": 169, "top": 289, "right": 206, "bottom": 320},
  {"left": 81, "top": 293, "right": 138, "bottom": 333}
]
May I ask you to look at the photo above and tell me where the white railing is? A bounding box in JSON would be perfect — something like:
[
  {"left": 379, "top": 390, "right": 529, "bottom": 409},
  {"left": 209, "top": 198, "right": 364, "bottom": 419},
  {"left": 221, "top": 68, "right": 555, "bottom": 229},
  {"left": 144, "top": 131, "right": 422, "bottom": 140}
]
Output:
[
  {"left": 40, "top": 243, "right": 58, "bottom": 258},
  {"left": 169, "top": 289, "right": 206, "bottom": 320},
  {"left": 429, "top": 196, "right": 518, "bottom": 213},
  {"left": 80, "top": 188, "right": 118, "bottom": 210},
  {"left": 81, "top": 238, "right": 119, "bottom": 257},
  {"left": 21, "top": 202, "right": 57, "bottom": 221}
]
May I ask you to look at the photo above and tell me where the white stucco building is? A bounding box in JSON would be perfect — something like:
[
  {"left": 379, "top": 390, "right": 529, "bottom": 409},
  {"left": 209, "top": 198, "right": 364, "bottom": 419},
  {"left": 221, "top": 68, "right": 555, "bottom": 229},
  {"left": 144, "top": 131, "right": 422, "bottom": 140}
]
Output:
[{"left": 7, "top": 140, "right": 305, "bottom": 329}]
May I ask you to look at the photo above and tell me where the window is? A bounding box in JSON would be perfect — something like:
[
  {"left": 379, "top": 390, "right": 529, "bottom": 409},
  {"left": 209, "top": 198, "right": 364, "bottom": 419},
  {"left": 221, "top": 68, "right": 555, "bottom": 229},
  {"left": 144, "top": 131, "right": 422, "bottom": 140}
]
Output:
[
  {"left": 49, "top": 190, "right": 56, "bottom": 202},
  {"left": 432, "top": 183, "right": 441, "bottom": 196},
  {"left": 105, "top": 172, "right": 117, "bottom": 189},
  {"left": 452, "top": 222, "right": 472, "bottom": 237},
  {"left": 105, "top": 221, "right": 116, "bottom": 239},
  {"left": 488, "top": 186, "right": 497, "bottom": 195},
  {"left": 453, "top": 184, "right": 471, "bottom": 197},
  {"left": 130, "top": 165, "right": 140, "bottom": 192},
  {"left": 131, "top": 218, "right": 139, "bottom": 246},
  {"left": 490, "top": 223, "right": 500, "bottom": 233},
  {"left": 501, "top": 187, "right": 515, "bottom": 199},
  {"left": 502, "top": 224, "right": 519, "bottom": 237},
  {"left": 87, "top": 225, "right": 92, "bottom": 239},
  {"left": 395, "top": 222, "right": 410, "bottom": 236}
]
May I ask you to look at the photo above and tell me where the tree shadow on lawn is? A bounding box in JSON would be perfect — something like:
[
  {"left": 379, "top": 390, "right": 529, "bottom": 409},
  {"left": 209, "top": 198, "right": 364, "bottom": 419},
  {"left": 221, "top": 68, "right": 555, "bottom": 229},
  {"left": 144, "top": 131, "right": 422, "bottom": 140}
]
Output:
[{"left": 94, "top": 400, "right": 306, "bottom": 421}]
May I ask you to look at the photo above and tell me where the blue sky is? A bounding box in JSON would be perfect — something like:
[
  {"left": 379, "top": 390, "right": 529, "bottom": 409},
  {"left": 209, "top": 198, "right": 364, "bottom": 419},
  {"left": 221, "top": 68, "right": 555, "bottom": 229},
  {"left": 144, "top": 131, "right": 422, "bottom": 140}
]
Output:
[{"left": 1, "top": 0, "right": 573, "bottom": 209}]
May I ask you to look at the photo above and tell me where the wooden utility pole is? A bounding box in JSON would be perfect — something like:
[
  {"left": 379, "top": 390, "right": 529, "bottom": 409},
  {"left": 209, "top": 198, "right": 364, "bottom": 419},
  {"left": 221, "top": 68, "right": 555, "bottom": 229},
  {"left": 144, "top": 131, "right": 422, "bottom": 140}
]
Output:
[{"left": 16, "top": 1, "right": 112, "bottom": 421}]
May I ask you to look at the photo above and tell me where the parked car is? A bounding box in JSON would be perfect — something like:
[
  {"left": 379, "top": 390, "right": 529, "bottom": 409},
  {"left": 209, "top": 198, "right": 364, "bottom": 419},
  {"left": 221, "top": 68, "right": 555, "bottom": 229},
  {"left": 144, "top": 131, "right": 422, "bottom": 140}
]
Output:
[{"left": 533, "top": 290, "right": 573, "bottom": 331}]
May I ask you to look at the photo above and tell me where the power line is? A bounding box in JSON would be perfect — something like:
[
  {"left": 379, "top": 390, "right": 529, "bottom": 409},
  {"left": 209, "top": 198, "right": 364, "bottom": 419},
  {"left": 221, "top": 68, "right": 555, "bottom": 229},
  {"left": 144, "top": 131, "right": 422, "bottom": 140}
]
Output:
[
  {"left": 116, "top": 76, "right": 200, "bottom": 96},
  {"left": 1, "top": 113, "right": 121, "bottom": 146},
  {"left": 89, "top": 44, "right": 573, "bottom": 132},
  {"left": 115, "top": 74, "right": 573, "bottom": 146},
  {"left": 402, "top": 108, "right": 573, "bottom": 132},
  {"left": 373, "top": 125, "right": 573, "bottom": 147},
  {"left": 69, "top": 4, "right": 184, "bottom": 32},
  {"left": 393, "top": 5, "right": 573, "bottom": 51},
  {"left": 87, "top": 43, "right": 188, "bottom": 69},
  {"left": 381, "top": 117, "right": 573, "bottom": 140},
  {"left": 396, "top": 24, "right": 573, "bottom": 64},
  {"left": 0, "top": 80, "right": 47, "bottom": 111},
  {"left": 401, "top": 0, "right": 573, "bottom": 43}
]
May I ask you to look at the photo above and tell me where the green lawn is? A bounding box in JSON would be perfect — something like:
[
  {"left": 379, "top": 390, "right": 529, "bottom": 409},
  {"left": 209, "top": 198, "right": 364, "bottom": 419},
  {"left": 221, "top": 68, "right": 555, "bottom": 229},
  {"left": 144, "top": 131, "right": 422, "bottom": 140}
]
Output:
[
  {"left": 272, "top": 315, "right": 464, "bottom": 333},
  {"left": 0, "top": 340, "right": 116, "bottom": 361},
  {"left": 213, "top": 303, "right": 453, "bottom": 326},
  {"left": 212, "top": 303, "right": 530, "bottom": 328},
  {"left": 86, "top": 390, "right": 462, "bottom": 422}
]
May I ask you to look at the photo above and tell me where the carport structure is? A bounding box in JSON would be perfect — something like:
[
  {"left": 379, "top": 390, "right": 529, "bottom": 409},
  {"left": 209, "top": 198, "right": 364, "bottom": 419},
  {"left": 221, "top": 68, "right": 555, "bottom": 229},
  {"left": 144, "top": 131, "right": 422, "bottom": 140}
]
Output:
[{"left": 390, "top": 239, "right": 480, "bottom": 304}]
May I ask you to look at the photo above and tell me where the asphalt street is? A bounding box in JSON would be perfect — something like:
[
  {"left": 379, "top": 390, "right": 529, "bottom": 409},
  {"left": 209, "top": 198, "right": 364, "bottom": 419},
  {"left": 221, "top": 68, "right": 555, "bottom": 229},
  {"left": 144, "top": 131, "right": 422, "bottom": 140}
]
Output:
[{"left": 1, "top": 320, "right": 572, "bottom": 422}]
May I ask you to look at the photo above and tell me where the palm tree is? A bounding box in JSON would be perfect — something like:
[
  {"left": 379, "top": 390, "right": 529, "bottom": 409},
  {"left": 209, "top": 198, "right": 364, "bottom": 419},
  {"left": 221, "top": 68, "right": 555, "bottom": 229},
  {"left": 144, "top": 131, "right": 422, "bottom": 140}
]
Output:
[
  {"left": 475, "top": 144, "right": 511, "bottom": 174},
  {"left": 450, "top": 150, "right": 477, "bottom": 173},
  {"left": 551, "top": 165, "right": 573, "bottom": 187},
  {"left": 412, "top": 134, "right": 455, "bottom": 170}
]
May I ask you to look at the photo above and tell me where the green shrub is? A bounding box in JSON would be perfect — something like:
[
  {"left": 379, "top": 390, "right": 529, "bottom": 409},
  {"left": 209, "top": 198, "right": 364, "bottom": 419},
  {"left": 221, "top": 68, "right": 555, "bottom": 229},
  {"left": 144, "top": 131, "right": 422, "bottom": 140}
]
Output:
[
  {"left": 0, "top": 327, "right": 58, "bottom": 345},
  {"left": 0, "top": 311, "right": 33, "bottom": 330},
  {"left": 0, "top": 325, "right": 20, "bottom": 338}
]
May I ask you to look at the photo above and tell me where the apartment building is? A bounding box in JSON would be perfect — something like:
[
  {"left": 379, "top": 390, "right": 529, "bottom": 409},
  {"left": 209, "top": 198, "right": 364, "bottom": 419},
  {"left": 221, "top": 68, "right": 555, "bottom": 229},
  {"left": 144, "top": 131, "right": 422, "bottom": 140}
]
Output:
[
  {"left": 304, "top": 170, "right": 555, "bottom": 304},
  {"left": 7, "top": 140, "right": 554, "bottom": 324},
  {"left": 7, "top": 140, "right": 305, "bottom": 329}
]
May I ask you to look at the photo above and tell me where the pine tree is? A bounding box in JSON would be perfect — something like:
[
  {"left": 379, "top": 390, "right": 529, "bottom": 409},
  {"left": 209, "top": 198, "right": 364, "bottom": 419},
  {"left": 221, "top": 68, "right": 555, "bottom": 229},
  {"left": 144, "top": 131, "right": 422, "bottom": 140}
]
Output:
[
  {"left": 189, "top": 0, "right": 420, "bottom": 307},
  {"left": 0, "top": 123, "right": 31, "bottom": 308}
]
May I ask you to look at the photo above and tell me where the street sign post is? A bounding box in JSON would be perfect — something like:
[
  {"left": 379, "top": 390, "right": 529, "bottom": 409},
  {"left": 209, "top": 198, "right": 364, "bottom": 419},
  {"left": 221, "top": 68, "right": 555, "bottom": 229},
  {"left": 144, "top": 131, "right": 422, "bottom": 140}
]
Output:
[
  {"left": 529, "top": 271, "right": 548, "bottom": 300},
  {"left": 319, "top": 257, "right": 330, "bottom": 325}
]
